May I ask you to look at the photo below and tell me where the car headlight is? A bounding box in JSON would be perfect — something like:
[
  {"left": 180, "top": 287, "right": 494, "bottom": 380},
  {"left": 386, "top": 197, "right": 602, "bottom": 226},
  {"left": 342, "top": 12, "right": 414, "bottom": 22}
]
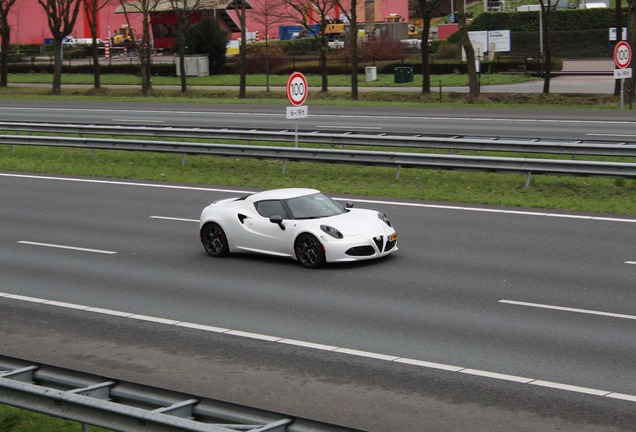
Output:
[
  {"left": 377, "top": 212, "right": 392, "bottom": 227},
  {"left": 320, "top": 224, "right": 343, "bottom": 239}
]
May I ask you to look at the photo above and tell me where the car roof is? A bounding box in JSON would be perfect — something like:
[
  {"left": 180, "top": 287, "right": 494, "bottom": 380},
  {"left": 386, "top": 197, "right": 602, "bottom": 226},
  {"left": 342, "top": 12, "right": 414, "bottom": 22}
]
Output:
[{"left": 247, "top": 188, "right": 320, "bottom": 202}]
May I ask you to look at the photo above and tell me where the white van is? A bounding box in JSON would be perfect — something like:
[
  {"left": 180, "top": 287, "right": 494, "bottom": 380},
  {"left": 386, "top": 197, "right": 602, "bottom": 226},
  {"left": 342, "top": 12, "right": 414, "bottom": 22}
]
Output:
[{"left": 73, "top": 38, "right": 105, "bottom": 45}]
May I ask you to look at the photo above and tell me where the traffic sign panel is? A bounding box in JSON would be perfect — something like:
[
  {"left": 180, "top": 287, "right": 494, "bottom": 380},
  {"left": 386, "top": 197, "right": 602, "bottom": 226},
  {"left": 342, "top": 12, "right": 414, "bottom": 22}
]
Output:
[
  {"left": 614, "top": 41, "right": 632, "bottom": 69},
  {"left": 614, "top": 67, "right": 632, "bottom": 79},
  {"left": 286, "top": 106, "right": 308, "bottom": 119},
  {"left": 287, "top": 72, "right": 308, "bottom": 106}
]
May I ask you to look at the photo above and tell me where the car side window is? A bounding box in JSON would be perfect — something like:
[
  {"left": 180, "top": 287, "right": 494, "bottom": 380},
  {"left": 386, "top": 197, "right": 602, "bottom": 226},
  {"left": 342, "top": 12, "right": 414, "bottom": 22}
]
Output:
[{"left": 255, "top": 200, "right": 287, "bottom": 218}]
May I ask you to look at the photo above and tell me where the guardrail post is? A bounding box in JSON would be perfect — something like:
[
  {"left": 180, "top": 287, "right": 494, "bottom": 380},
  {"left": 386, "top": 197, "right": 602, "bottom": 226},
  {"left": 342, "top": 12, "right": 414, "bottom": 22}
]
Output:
[
  {"left": 525, "top": 172, "right": 532, "bottom": 188},
  {"left": 396, "top": 165, "right": 401, "bottom": 180}
]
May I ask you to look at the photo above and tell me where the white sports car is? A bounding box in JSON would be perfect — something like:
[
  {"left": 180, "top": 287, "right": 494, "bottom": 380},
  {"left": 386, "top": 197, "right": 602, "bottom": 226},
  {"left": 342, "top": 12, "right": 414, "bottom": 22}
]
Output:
[{"left": 199, "top": 188, "right": 397, "bottom": 268}]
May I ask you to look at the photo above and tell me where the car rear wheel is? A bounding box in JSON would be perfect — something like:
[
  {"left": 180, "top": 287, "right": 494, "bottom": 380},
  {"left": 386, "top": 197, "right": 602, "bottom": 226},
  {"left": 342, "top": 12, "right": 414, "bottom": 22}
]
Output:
[
  {"left": 294, "top": 234, "right": 325, "bottom": 269},
  {"left": 201, "top": 223, "right": 229, "bottom": 257}
]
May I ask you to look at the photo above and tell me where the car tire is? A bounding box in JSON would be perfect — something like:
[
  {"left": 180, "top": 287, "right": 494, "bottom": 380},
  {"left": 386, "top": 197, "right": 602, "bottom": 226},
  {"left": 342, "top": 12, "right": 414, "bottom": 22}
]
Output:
[
  {"left": 201, "top": 222, "right": 229, "bottom": 258},
  {"left": 294, "top": 234, "right": 325, "bottom": 269}
]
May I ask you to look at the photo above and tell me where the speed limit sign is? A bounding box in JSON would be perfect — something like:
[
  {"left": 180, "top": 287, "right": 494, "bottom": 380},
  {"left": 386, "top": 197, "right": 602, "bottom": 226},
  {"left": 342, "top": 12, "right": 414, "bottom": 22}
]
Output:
[
  {"left": 614, "top": 41, "right": 632, "bottom": 69},
  {"left": 287, "top": 72, "right": 308, "bottom": 106}
]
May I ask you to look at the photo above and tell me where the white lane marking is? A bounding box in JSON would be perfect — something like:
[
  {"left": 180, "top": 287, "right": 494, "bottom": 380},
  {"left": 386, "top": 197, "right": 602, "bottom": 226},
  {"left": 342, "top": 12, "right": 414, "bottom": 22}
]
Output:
[
  {"left": 17, "top": 241, "right": 117, "bottom": 255},
  {"left": 499, "top": 300, "right": 636, "bottom": 321},
  {"left": 0, "top": 173, "right": 253, "bottom": 194},
  {"left": 315, "top": 125, "right": 383, "bottom": 130},
  {"left": 625, "top": 261, "right": 636, "bottom": 265},
  {"left": 587, "top": 133, "right": 636, "bottom": 138},
  {"left": 530, "top": 381, "right": 611, "bottom": 396},
  {"left": 344, "top": 198, "right": 636, "bottom": 224},
  {"left": 2, "top": 173, "right": 635, "bottom": 225},
  {"left": 150, "top": 216, "right": 198, "bottom": 223},
  {"left": 0, "top": 291, "right": 634, "bottom": 404},
  {"left": 112, "top": 118, "right": 165, "bottom": 123}
]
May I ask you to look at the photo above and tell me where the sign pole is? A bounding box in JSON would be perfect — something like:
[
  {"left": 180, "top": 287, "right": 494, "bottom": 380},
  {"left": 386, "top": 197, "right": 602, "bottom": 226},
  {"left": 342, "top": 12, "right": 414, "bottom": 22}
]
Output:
[
  {"left": 283, "top": 72, "right": 309, "bottom": 173},
  {"left": 613, "top": 41, "right": 632, "bottom": 111},
  {"left": 621, "top": 78, "right": 625, "bottom": 111}
]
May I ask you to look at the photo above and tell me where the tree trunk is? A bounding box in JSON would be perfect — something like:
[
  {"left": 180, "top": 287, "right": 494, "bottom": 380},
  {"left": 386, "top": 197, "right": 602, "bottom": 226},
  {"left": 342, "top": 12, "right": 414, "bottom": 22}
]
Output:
[
  {"left": 629, "top": 0, "right": 636, "bottom": 99},
  {"left": 52, "top": 40, "right": 63, "bottom": 95},
  {"left": 239, "top": 3, "right": 247, "bottom": 99},
  {"left": 541, "top": 10, "right": 551, "bottom": 94},
  {"left": 349, "top": 0, "right": 358, "bottom": 101},
  {"left": 140, "top": 19, "right": 152, "bottom": 95},
  {"left": 454, "top": 0, "right": 479, "bottom": 100},
  {"left": 421, "top": 17, "right": 432, "bottom": 93},
  {"left": 614, "top": 0, "right": 622, "bottom": 96},
  {"left": 0, "top": 22, "right": 10, "bottom": 87},
  {"left": 178, "top": 29, "right": 187, "bottom": 92},
  {"left": 92, "top": 38, "right": 101, "bottom": 89},
  {"left": 320, "top": 43, "right": 328, "bottom": 92}
]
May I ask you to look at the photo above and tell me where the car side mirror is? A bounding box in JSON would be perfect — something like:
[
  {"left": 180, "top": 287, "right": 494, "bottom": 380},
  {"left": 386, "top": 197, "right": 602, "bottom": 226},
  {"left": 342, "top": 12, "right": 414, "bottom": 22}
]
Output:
[
  {"left": 270, "top": 215, "right": 286, "bottom": 230},
  {"left": 345, "top": 201, "right": 354, "bottom": 210}
]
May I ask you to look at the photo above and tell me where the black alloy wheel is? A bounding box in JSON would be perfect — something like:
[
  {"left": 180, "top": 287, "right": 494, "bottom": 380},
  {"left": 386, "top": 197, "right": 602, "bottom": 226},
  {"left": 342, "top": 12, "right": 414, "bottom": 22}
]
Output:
[
  {"left": 201, "top": 223, "right": 229, "bottom": 257},
  {"left": 294, "top": 234, "right": 326, "bottom": 269}
]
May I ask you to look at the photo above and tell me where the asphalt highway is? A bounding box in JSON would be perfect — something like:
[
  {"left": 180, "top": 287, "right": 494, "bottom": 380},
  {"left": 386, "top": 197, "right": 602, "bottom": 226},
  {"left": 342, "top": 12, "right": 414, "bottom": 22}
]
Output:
[
  {"left": 1, "top": 172, "right": 635, "bottom": 431},
  {"left": 0, "top": 99, "right": 635, "bottom": 141}
]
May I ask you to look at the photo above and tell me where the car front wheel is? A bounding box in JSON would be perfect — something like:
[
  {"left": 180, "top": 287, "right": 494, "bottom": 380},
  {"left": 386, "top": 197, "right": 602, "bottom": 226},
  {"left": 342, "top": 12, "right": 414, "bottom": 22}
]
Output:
[
  {"left": 201, "top": 223, "right": 229, "bottom": 257},
  {"left": 294, "top": 234, "right": 325, "bottom": 269}
]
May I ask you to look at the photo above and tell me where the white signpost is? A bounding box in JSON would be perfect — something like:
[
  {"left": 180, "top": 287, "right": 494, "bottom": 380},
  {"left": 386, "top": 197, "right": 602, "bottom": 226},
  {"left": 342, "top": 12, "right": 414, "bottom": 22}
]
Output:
[
  {"left": 284, "top": 72, "right": 308, "bottom": 172},
  {"left": 614, "top": 41, "right": 632, "bottom": 110}
]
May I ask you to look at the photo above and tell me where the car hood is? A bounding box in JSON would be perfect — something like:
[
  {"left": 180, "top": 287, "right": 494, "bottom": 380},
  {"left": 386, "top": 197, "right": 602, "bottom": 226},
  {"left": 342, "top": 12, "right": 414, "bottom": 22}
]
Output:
[{"left": 324, "top": 210, "right": 389, "bottom": 235}]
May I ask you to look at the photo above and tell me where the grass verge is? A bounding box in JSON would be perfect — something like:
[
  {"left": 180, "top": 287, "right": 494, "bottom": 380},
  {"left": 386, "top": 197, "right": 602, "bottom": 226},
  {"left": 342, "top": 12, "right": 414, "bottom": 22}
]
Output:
[
  {"left": 0, "top": 73, "right": 622, "bottom": 109},
  {"left": 1, "top": 145, "right": 635, "bottom": 215},
  {"left": 0, "top": 404, "right": 111, "bottom": 432}
]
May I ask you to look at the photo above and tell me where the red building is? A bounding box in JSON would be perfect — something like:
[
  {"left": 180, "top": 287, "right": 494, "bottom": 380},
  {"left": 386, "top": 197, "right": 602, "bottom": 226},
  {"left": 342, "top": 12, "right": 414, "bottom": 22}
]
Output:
[{"left": 7, "top": 0, "right": 408, "bottom": 46}]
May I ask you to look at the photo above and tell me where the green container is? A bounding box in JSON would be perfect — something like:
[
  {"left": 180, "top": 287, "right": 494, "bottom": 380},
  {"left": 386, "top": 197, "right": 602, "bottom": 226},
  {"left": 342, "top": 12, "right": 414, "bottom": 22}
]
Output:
[{"left": 394, "top": 67, "right": 414, "bottom": 83}]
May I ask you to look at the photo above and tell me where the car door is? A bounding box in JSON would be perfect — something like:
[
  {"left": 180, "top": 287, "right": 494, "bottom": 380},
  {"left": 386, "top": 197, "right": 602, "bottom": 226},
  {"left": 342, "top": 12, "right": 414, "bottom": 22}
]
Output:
[{"left": 240, "top": 200, "right": 294, "bottom": 256}]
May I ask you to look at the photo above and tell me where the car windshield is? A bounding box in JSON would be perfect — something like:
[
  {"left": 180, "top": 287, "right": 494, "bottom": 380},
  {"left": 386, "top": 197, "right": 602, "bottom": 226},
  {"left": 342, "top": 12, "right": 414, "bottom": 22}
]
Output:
[{"left": 287, "top": 193, "right": 346, "bottom": 219}]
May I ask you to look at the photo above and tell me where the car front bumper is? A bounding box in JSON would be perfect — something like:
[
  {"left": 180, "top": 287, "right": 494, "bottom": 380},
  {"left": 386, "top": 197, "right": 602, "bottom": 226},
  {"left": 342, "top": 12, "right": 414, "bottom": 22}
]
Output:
[{"left": 321, "top": 231, "right": 398, "bottom": 263}]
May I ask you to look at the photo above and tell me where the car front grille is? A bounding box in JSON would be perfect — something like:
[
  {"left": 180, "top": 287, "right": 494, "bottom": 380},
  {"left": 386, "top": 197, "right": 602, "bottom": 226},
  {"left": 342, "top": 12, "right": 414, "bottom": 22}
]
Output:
[
  {"left": 373, "top": 237, "right": 383, "bottom": 251},
  {"left": 384, "top": 239, "right": 396, "bottom": 252}
]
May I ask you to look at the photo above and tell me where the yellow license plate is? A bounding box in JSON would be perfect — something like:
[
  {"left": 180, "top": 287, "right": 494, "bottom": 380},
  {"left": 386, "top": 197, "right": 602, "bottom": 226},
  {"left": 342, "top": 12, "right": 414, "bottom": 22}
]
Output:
[{"left": 389, "top": 232, "right": 397, "bottom": 242}]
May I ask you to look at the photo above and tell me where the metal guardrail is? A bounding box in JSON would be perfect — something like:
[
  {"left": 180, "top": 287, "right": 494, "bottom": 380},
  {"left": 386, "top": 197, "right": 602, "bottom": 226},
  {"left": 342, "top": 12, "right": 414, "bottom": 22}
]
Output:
[
  {"left": 1, "top": 123, "right": 636, "bottom": 184},
  {"left": 0, "top": 355, "right": 361, "bottom": 432},
  {"left": 0, "top": 121, "right": 635, "bottom": 157}
]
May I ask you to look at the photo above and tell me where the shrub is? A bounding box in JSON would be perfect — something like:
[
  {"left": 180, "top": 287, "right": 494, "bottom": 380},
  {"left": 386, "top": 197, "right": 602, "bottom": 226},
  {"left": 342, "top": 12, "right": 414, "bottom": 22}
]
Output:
[{"left": 245, "top": 43, "right": 289, "bottom": 74}]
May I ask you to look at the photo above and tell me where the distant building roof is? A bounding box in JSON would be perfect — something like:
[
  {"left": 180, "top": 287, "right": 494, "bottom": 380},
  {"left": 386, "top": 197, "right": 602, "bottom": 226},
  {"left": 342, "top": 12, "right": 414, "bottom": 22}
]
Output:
[{"left": 115, "top": 0, "right": 252, "bottom": 33}]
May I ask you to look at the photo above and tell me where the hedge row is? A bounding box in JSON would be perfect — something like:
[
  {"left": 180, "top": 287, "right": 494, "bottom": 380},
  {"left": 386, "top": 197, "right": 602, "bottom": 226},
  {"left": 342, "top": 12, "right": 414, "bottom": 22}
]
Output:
[
  {"left": 468, "top": 8, "right": 626, "bottom": 32},
  {"left": 10, "top": 55, "right": 553, "bottom": 76},
  {"left": 8, "top": 63, "right": 179, "bottom": 76},
  {"left": 510, "top": 29, "right": 614, "bottom": 57}
]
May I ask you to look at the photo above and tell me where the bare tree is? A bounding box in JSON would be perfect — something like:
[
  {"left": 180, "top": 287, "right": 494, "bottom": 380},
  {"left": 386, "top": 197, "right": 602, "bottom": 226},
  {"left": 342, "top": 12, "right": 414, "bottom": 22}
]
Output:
[
  {"left": 168, "top": 0, "right": 203, "bottom": 92},
  {"left": 628, "top": 0, "right": 636, "bottom": 99},
  {"left": 335, "top": 0, "right": 358, "bottom": 100},
  {"left": 119, "top": 0, "right": 161, "bottom": 95},
  {"left": 38, "top": 0, "right": 83, "bottom": 94},
  {"left": 538, "top": 0, "right": 557, "bottom": 94},
  {"left": 84, "top": 0, "right": 112, "bottom": 89},
  {"left": 228, "top": 0, "right": 249, "bottom": 98},
  {"left": 250, "top": 0, "right": 286, "bottom": 91},
  {"left": 0, "top": 0, "right": 18, "bottom": 86},
  {"left": 281, "top": 0, "right": 339, "bottom": 92},
  {"left": 414, "top": 0, "right": 444, "bottom": 94},
  {"left": 453, "top": 0, "right": 478, "bottom": 100}
]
